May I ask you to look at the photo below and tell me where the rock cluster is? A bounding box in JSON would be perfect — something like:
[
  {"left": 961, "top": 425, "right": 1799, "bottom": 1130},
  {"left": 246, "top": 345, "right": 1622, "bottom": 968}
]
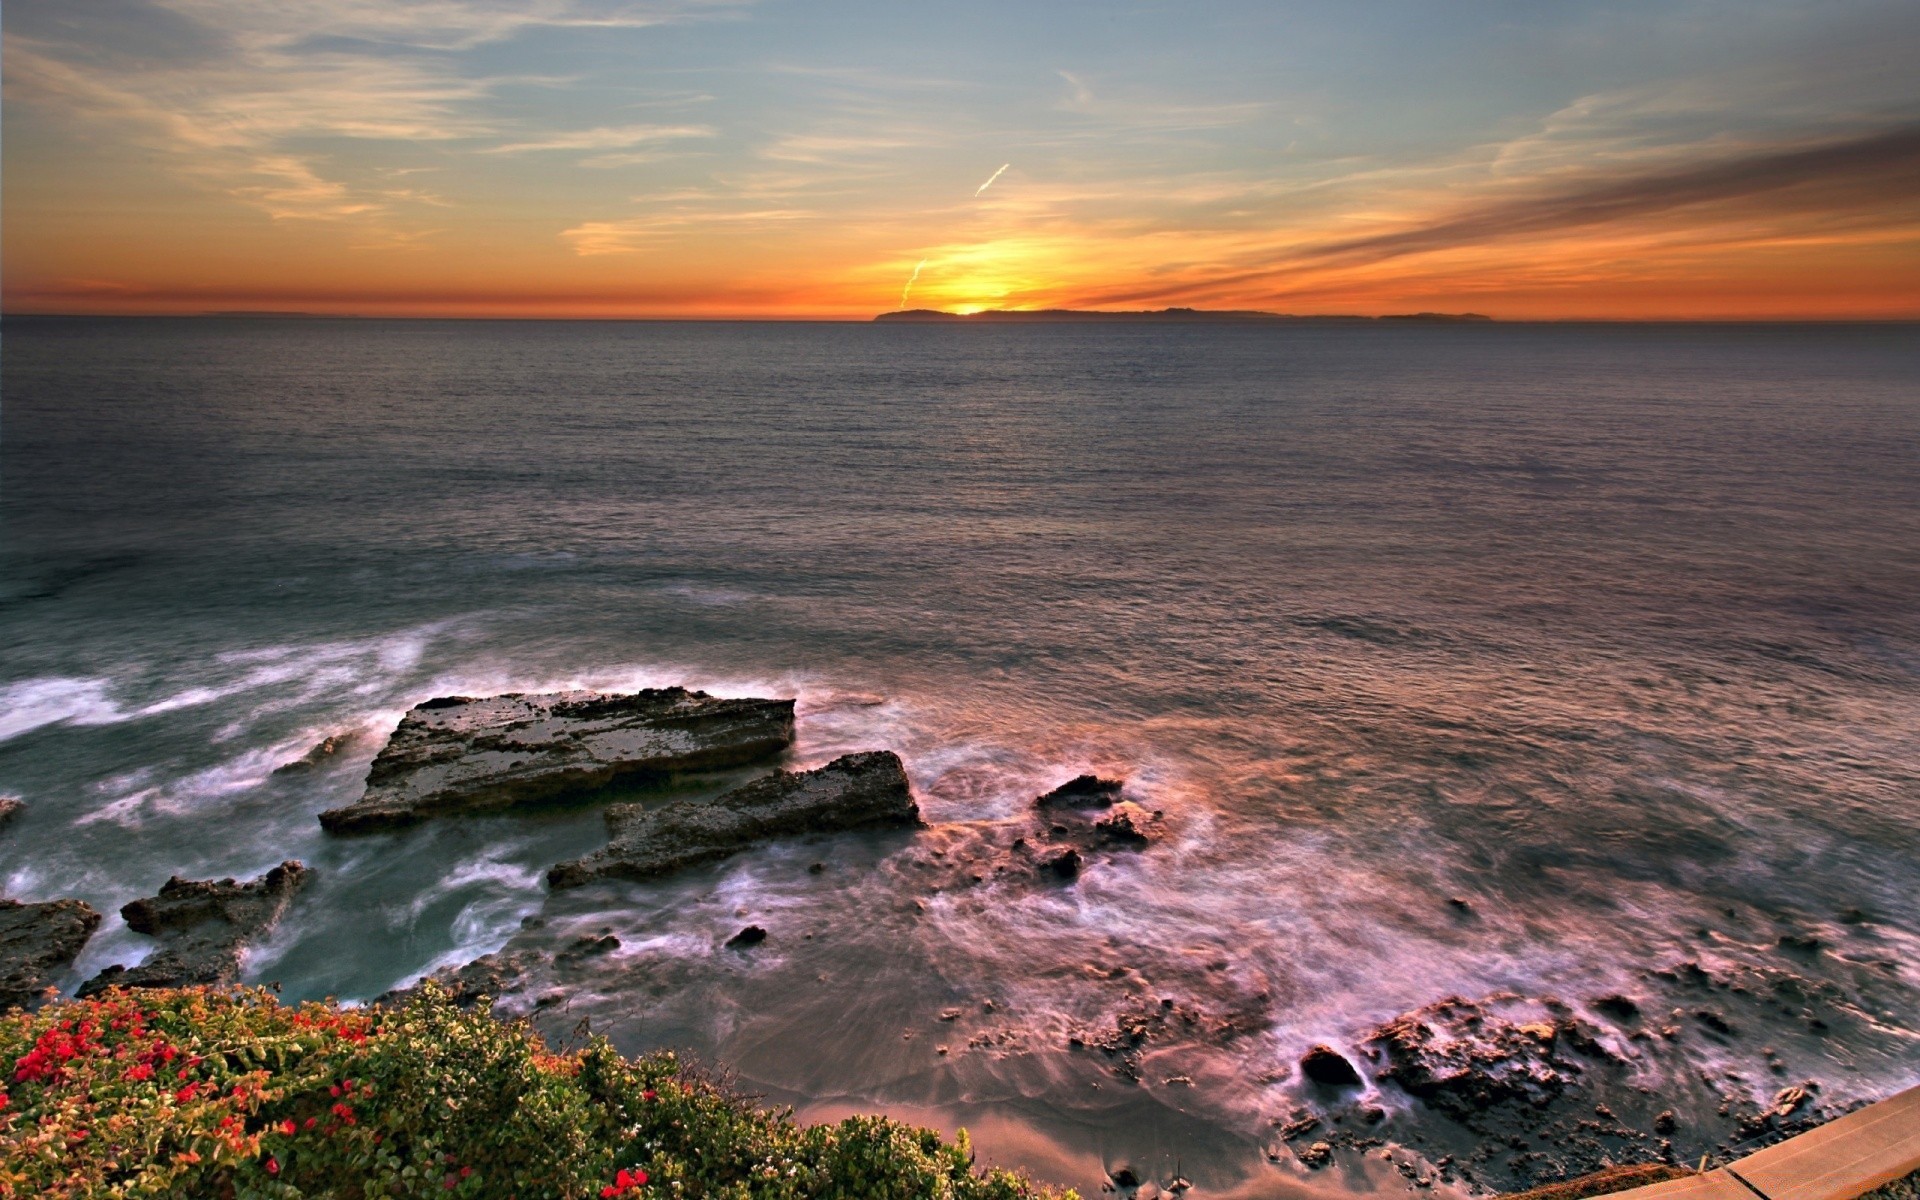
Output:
[
  {"left": 548, "top": 751, "right": 919, "bottom": 888},
  {"left": 320, "top": 688, "right": 797, "bottom": 832},
  {"left": 79, "top": 862, "right": 312, "bottom": 996},
  {"left": 0, "top": 898, "right": 102, "bottom": 1011}
]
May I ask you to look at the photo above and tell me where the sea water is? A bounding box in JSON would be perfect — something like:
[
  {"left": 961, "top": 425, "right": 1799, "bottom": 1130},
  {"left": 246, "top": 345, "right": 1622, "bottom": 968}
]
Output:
[{"left": 3, "top": 317, "right": 1918, "bottom": 1194}]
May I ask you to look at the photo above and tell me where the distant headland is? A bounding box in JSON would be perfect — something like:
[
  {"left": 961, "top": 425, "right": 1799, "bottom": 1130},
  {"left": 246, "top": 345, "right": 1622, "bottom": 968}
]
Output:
[{"left": 874, "top": 307, "right": 1493, "bottom": 323}]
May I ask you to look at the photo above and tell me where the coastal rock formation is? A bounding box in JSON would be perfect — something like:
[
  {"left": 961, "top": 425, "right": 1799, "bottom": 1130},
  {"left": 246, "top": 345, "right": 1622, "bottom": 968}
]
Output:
[
  {"left": 320, "top": 688, "right": 796, "bottom": 833},
  {"left": 548, "top": 751, "right": 919, "bottom": 888},
  {"left": 79, "top": 861, "right": 312, "bottom": 995},
  {"left": 0, "top": 898, "right": 103, "bottom": 1010}
]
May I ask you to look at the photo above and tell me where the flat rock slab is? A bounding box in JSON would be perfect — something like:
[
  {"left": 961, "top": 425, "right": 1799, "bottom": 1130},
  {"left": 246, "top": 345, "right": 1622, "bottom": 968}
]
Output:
[
  {"left": 548, "top": 751, "right": 919, "bottom": 888},
  {"left": 319, "top": 688, "right": 797, "bottom": 833},
  {"left": 79, "top": 861, "right": 311, "bottom": 996},
  {"left": 0, "top": 898, "right": 103, "bottom": 1010}
]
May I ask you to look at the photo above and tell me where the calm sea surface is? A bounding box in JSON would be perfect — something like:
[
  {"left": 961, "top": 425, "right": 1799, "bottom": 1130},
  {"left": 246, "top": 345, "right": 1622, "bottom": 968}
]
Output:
[{"left": 4, "top": 317, "right": 1918, "bottom": 1193}]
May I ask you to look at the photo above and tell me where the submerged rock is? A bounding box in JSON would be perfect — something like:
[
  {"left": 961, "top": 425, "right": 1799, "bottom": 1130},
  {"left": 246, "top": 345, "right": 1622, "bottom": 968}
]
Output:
[
  {"left": 1094, "top": 801, "right": 1156, "bottom": 846},
  {"left": 1036, "top": 775, "right": 1124, "bottom": 808},
  {"left": 320, "top": 688, "right": 796, "bottom": 833},
  {"left": 273, "top": 732, "right": 361, "bottom": 775},
  {"left": 547, "top": 751, "right": 919, "bottom": 888},
  {"left": 78, "top": 861, "right": 312, "bottom": 996},
  {"left": 727, "top": 925, "right": 768, "bottom": 947},
  {"left": 0, "top": 898, "right": 103, "bottom": 1010},
  {"left": 0, "top": 796, "right": 23, "bottom": 829}
]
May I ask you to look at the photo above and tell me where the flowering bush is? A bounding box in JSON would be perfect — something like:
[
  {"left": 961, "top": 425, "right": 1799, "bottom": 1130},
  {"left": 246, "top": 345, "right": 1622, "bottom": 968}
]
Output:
[{"left": 0, "top": 985, "right": 1067, "bottom": 1200}]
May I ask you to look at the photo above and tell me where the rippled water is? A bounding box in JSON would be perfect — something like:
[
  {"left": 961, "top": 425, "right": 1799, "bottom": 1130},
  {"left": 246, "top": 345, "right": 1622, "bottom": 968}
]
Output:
[{"left": 3, "top": 316, "right": 1918, "bottom": 1195}]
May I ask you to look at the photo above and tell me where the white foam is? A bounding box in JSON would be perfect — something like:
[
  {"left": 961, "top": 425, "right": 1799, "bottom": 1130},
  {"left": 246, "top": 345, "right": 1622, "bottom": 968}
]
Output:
[{"left": 0, "top": 676, "right": 128, "bottom": 741}]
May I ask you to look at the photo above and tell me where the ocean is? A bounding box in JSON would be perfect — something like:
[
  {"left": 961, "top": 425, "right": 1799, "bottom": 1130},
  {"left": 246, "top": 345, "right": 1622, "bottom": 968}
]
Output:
[{"left": 3, "top": 316, "right": 1918, "bottom": 1195}]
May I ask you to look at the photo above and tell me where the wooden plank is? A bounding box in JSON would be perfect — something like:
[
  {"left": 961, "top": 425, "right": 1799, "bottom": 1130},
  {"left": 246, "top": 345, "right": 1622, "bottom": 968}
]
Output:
[
  {"left": 1730, "top": 1085, "right": 1920, "bottom": 1200},
  {"left": 1609, "top": 1172, "right": 1760, "bottom": 1200}
]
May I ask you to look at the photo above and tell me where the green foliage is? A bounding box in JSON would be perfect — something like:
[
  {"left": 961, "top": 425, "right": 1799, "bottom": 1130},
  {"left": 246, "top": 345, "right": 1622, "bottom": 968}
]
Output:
[{"left": 0, "top": 985, "right": 1071, "bottom": 1200}]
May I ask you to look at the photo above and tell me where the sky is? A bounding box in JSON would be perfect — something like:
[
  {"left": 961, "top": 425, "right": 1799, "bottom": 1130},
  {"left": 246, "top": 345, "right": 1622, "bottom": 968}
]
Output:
[{"left": 4, "top": 0, "right": 1919, "bottom": 319}]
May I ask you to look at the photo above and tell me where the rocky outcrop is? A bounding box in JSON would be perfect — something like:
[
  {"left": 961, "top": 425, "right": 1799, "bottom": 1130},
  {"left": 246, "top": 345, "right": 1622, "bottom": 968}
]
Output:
[
  {"left": 0, "top": 796, "right": 23, "bottom": 829},
  {"left": 78, "top": 861, "right": 312, "bottom": 996},
  {"left": 320, "top": 688, "right": 796, "bottom": 833},
  {"left": 1035, "top": 775, "right": 1123, "bottom": 808},
  {"left": 548, "top": 751, "right": 919, "bottom": 888},
  {"left": 0, "top": 898, "right": 102, "bottom": 1010},
  {"left": 1367, "top": 995, "right": 1606, "bottom": 1123},
  {"left": 273, "top": 732, "right": 363, "bottom": 775}
]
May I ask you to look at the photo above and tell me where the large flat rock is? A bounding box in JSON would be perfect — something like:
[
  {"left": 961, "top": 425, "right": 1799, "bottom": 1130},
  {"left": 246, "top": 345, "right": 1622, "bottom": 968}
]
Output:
[
  {"left": 0, "top": 898, "right": 102, "bottom": 1011},
  {"left": 547, "top": 751, "right": 920, "bottom": 888},
  {"left": 78, "top": 861, "right": 311, "bottom": 996},
  {"left": 319, "top": 688, "right": 797, "bottom": 833}
]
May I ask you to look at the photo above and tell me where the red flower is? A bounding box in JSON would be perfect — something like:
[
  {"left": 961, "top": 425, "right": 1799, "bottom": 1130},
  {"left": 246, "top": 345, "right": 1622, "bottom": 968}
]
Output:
[
  {"left": 304, "top": 1117, "right": 317, "bottom": 1130},
  {"left": 125, "top": 1063, "right": 155, "bottom": 1082},
  {"left": 266, "top": 1157, "right": 280, "bottom": 1176},
  {"left": 641, "top": 1089, "right": 657, "bottom": 1102},
  {"left": 461, "top": 1167, "right": 473, "bottom": 1178},
  {"left": 330, "top": 1084, "right": 342, "bottom": 1097},
  {"left": 0, "top": 1092, "right": 9, "bottom": 1109},
  {"left": 279, "top": 1120, "right": 296, "bottom": 1136},
  {"left": 175, "top": 1082, "right": 200, "bottom": 1103}
]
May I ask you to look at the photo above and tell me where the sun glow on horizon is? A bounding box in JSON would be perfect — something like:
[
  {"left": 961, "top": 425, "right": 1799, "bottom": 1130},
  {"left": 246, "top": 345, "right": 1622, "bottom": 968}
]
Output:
[{"left": 4, "top": 1, "right": 1917, "bottom": 320}]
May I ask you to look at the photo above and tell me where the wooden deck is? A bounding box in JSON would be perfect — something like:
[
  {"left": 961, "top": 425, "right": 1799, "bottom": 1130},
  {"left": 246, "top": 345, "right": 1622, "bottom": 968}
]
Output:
[{"left": 1583, "top": 1084, "right": 1920, "bottom": 1200}]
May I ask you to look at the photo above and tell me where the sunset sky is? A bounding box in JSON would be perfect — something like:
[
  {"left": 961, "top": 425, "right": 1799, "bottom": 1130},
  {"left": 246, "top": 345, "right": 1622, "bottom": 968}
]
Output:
[{"left": 5, "top": 0, "right": 1918, "bottom": 319}]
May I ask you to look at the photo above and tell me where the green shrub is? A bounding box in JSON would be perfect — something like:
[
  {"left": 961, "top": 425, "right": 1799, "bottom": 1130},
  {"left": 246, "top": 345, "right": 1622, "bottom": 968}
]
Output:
[{"left": 0, "top": 985, "right": 1070, "bottom": 1200}]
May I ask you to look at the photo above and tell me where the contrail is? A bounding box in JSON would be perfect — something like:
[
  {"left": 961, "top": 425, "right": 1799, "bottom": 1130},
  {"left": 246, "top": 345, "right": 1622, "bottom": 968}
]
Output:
[
  {"left": 974, "top": 163, "right": 1010, "bottom": 196},
  {"left": 899, "top": 259, "right": 927, "bottom": 309}
]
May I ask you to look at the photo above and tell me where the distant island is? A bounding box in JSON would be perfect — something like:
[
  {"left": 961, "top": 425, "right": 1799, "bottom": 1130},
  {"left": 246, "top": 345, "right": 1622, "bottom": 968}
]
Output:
[{"left": 875, "top": 307, "right": 1493, "bottom": 323}]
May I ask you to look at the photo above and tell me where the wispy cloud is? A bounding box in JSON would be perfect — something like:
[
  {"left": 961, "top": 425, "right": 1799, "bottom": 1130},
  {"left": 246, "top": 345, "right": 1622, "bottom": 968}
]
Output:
[
  {"left": 1297, "top": 123, "right": 1920, "bottom": 268},
  {"left": 3, "top": 0, "right": 744, "bottom": 221},
  {"left": 484, "top": 124, "right": 715, "bottom": 153}
]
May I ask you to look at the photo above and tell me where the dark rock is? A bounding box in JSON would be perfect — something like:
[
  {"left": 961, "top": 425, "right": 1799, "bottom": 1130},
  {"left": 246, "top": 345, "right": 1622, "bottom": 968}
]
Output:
[
  {"left": 1653, "top": 1109, "right": 1677, "bottom": 1134},
  {"left": 808, "top": 862, "right": 826, "bottom": 874},
  {"left": 560, "top": 934, "right": 620, "bottom": 960},
  {"left": 727, "top": 925, "right": 768, "bottom": 947},
  {"left": 1043, "top": 848, "right": 1083, "bottom": 881},
  {"left": 1110, "top": 1167, "right": 1140, "bottom": 1188},
  {"left": 384, "top": 948, "right": 543, "bottom": 1008},
  {"left": 1302, "top": 1043, "right": 1364, "bottom": 1087},
  {"left": 1036, "top": 775, "right": 1124, "bottom": 808},
  {"left": 272, "top": 732, "right": 360, "bottom": 775},
  {"left": 1448, "top": 896, "right": 1473, "bottom": 912},
  {"left": 0, "top": 898, "right": 102, "bottom": 1010},
  {"left": 320, "top": 688, "right": 796, "bottom": 833},
  {"left": 78, "top": 861, "right": 311, "bottom": 995},
  {"left": 548, "top": 751, "right": 919, "bottom": 888},
  {"left": 1837, "top": 907, "right": 1869, "bottom": 925},
  {"left": 1777, "top": 933, "right": 1821, "bottom": 953},
  {"left": 1693, "top": 1009, "right": 1735, "bottom": 1036},
  {"left": 1593, "top": 994, "right": 1641, "bottom": 1021},
  {"left": 1094, "top": 802, "right": 1155, "bottom": 847},
  {"left": 0, "top": 797, "right": 23, "bottom": 829}
]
